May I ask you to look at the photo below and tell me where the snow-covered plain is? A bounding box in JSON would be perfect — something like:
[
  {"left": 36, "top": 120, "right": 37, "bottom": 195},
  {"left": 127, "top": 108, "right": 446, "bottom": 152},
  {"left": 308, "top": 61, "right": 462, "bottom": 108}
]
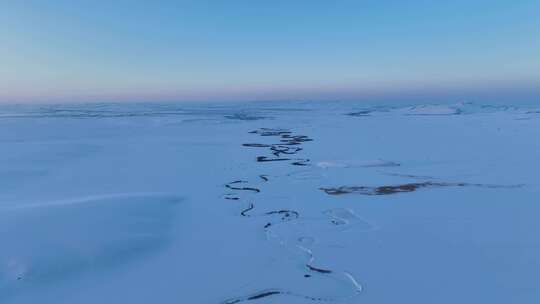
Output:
[{"left": 1, "top": 101, "right": 539, "bottom": 303}]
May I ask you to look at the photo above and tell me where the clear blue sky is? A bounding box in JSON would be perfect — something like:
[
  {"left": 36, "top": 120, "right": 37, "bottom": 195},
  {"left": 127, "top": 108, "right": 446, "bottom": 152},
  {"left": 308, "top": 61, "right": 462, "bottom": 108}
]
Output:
[{"left": 1, "top": 0, "right": 539, "bottom": 103}]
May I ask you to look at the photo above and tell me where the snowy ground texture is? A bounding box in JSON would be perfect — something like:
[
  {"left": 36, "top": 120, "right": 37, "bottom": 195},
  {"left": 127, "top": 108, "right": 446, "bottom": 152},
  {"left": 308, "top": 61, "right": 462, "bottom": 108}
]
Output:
[{"left": 1, "top": 101, "right": 539, "bottom": 303}]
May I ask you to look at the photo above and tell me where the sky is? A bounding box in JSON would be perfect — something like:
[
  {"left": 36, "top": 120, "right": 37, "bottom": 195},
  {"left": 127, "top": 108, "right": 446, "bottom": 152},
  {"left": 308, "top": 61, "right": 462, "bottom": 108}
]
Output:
[{"left": 1, "top": 0, "right": 539, "bottom": 103}]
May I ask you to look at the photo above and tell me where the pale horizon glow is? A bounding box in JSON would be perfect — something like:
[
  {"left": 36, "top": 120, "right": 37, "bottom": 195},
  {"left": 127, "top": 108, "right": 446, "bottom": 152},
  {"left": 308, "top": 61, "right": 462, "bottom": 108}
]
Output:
[{"left": 1, "top": 1, "right": 539, "bottom": 104}]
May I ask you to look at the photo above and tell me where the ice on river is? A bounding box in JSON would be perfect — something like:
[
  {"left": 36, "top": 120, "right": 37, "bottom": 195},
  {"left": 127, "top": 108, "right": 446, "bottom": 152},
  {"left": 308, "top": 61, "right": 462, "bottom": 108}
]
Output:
[{"left": 0, "top": 101, "right": 539, "bottom": 303}]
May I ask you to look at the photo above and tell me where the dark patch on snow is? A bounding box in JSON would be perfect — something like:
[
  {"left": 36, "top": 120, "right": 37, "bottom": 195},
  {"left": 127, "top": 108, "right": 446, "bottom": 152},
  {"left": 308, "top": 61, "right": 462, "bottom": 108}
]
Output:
[
  {"left": 321, "top": 182, "right": 523, "bottom": 196},
  {"left": 223, "top": 194, "right": 240, "bottom": 201},
  {"left": 221, "top": 288, "right": 334, "bottom": 303},
  {"left": 306, "top": 264, "right": 333, "bottom": 274},
  {"left": 256, "top": 156, "right": 291, "bottom": 162},
  {"left": 346, "top": 110, "right": 372, "bottom": 117},
  {"left": 240, "top": 203, "right": 254, "bottom": 217},
  {"left": 245, "top": 128, "right": 313, "bottom": 166},
  {"left": 221, "top": 289, "right": 284, "bottom": 303},
  {"left": 265, "top": 210, "right": 300, "bottom": 221},
  {"left": 224, "top": 113, "right": 268, "bottom": 121},
  {"left": 247, "top": 290, "right": 282, "bottom": 300},
  {"left": 225, "top": 181, "right": 260, "bottom": 193},
  {"left": 270, "top": 145, "right": 303, "bottom": 157},
  {"left": 291, "top": 159, "right": 310, "bottom": 166},
  {"left": 248, "top": 128, "right": 291, "bottom": 136},
  {"left": 280, "top": 134, "right": 313, "bottom": 144}
]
